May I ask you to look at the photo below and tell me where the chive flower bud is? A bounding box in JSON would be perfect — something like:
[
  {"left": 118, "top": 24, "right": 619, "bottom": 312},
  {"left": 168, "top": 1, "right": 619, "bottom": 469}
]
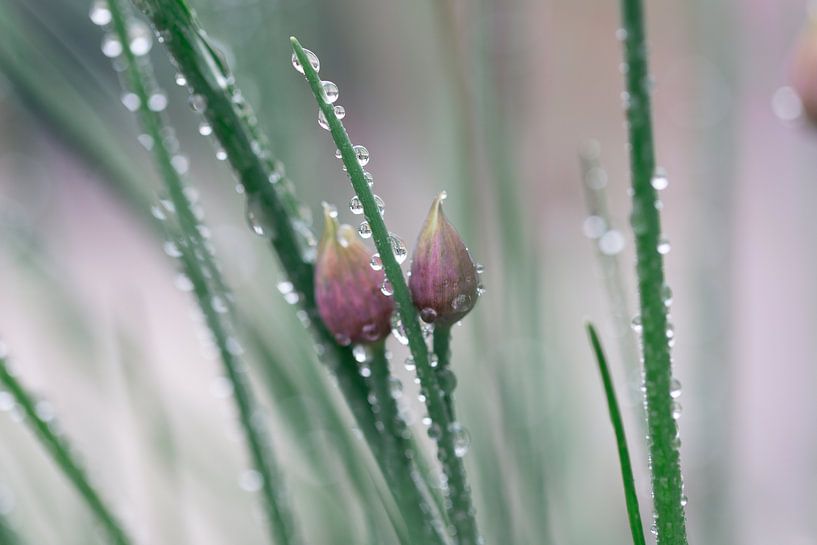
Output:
[
  {"left": 315, "top": 205, "right": 395, "bottom": 346},
  {"left": 409, "top": 193, "right": 479, "bottom": 326}
]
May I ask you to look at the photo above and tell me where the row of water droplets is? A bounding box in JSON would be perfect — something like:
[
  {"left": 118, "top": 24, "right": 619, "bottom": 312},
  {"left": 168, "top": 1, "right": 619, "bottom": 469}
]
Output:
[
  {"left": 292, "top": 49, "right": 407, "bottom": 300},
  {"left": 92, "top": 2, "right": 291, "bottom": 502},
  {"left": 616, "top": 26, "right": 688, "bottom": 529}
]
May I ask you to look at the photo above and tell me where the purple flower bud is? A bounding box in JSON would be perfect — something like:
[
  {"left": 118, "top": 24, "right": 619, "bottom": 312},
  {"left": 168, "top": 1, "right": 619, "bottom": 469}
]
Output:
[
  {"left": 791, "top": 18, "right": 817, "bottom": 123},
  {"left": 409, "top": 193, "right": 479, "bottom": 326},
  {"left": 315, "top": 205, "right": 395, "bottom": 346}
]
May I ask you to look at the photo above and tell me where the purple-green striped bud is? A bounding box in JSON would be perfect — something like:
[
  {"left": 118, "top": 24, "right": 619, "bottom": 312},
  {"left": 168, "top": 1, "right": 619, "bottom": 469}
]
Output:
[
  {"left": 315, "top": 205, "right": 395, "bottom": 346},
  {"left": 409, "top": 193, "right": 479, "bottom": 326}
]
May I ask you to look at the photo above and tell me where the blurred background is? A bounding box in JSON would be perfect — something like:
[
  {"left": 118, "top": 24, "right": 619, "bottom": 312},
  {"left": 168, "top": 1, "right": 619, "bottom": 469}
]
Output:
[{"left": 1, "top": 0, "right": 816, "bottom": 543}]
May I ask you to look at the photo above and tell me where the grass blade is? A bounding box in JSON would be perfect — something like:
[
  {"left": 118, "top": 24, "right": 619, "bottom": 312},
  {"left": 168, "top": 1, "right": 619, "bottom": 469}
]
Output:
[
  {"left": 616, "top": 0, "right": 689, "bottom": 542},
  {"left": 291, "top": 37, "right": 481, "bottom": 545},
  {"left": 103, "top": 1, "right": 300, "bottom": 542},
  {"left": 585, "top": 323, "right": 646, "bottom": 545},
  {"left": 0, "top": 351, "right": 131, "bottom": 545}
]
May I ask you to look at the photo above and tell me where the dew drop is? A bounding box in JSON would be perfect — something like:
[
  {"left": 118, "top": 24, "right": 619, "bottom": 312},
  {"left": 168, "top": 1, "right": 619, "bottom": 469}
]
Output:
[
  {"left": 651, "top": 167, "right": 669, "bottom": 190},
  {"left": 137, "top": 134, "right": 154, "bottom": 150},
  {"left": 657, "top": 237, "right": 671, "bottom": 255},
  {"left": 358, "top": 221, "right": 372, "bottom": 239},
  {"left": 353, "top": 145, "right": 369, "bottom": 166},
  {"left": 670, "top": 378, "right": 682, "bottom": 399},
  {"left": 450, "top": 423, "right": 471, "bottom": 457},
  {"left": 389, "top": 377, "right": 403, "bottom": 397},
  {"left": 210, "top": 376, "right": 233, "bottom": 398},
  {"left": 583, "top": 215, "right": 607, "bottom": 239},
  {"left": 291, "top": 48, "right": 320, "bottom": 74},
  {"left": 438, "top": 368, "right": 457, "bottom": 394},
  {"left": 680, "top": 495, "right": 688, "bottom": 507},
  {"left": 175, "top": 273, "right": 194, "bottom": 292},
  {"left": 420, "top": 307, "right": 437, "bottom": 323},
  {"left": 318, "top": 109, "right": 330, "bottom": 130},
  {"left": 334, "top": 105, "right": 345, "bottom": 119},
  {"left": 363, "top": 171, "right": 374, "bottom": 187},
  {"left": 188, "top": 94, "right": 207, "bottom": 112},
  {"left": 121, "top": 92, "right": 140, "bottom": 112},
  {"left": 671, "top": 401, "right": 682, "bottom": 420},
  {"left": 392, "top": 315, "right": 409, "bottom": 346},
  {"left": 171, "top": 155, "right": 189, "bottom": 174},
  {"left": 320, "top": 81, "right": 339, "bottom": 104},
  {"left": 404, "top": 357, "right": 416, "bottom": 372},
  {"left": 101, "top": 34, "right": 123, "bottom": 58},
  {"left": 429, "top": 354, "right": 439, "bottom": 368},
  {"left": 451, "top": 293, "right": 471, "bottom": 312},
  {"left": 128, "top": 22, "right": 153, "bottom": 56},
  {"left": 89, "top": 0, "right": 112, "bottom": 26},
  {"left": 373, "top": 195, "right": 385, "bottom": 216},
  {"left": 370, "top": 253, "right": 383, "bottom": 271},
  {"left": 211, "top": 295, "right": 228, "bottom": 314},
  {"left": 631, "top": 315, "right": 642, "bottom": 333},
  {"left": 238, "top": 469, "right": 263, "bottom": 492},
  {"left": 198, "top": 122, "right": 213, "bottom": 136},
  {"left": 598, "top": 229, "right": 625, "bottom": 255},
  {"left": 246, "top": 194, "right": 276, "bottom": 238},
  {"left": 175, "top": 73, "right": 187, "bottom": 86},
  {"left": 349, "top": 195, "right": 364, "bottom": 215},
  {"left": 147, "top": 93, "right": 168, "bottom": 112},
  {"left": 352, "top": 345, "right": 369, "bottom": 363},
  {"left": 381, "top": 278, "right": 394, "bottom": 296},
  {"left": 661, "top": 284, "right": 673, "bottom": 306},
  {"left": 163, "top": 240, "right": 181, "bottom": 258},
  {"left": 389, "top": 233, "right": 407, "bottom": 264}
]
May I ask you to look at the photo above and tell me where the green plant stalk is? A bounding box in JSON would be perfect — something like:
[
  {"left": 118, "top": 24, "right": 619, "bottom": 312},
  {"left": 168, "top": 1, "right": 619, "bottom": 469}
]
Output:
[
  {"left": 617, "top": 0, "right": 688, "bottom": 543},
  {"left": 106, "top": 2, "right": 298, "bottom": 542},
  {"left": 431, "top": 325, "right": 454, "bottom": 419},
  {"left": 578, "top": 148, "right": 641, "bottom": 394},
  {"left": 368, "top": 343, "right": 439, "bottom": 544},
  {"left": 0, "top": 515, "right": 20, "bottom": 545},
  {"left": 0, "top": 356, "right": 130, "bottom": 545},
  {"left": 291, "top": 37, "right": 481, "bottom": 545},
  {"left": 586, "top": 324, "right": 646, "bottom": 545}
]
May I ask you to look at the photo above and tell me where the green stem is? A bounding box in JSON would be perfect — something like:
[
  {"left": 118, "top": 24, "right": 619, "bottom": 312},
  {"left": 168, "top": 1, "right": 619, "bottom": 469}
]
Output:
[
  {"left": 617, "top": 0, "right": 689, "bottom": 543},
  {"left": 585, "top": 324, "right": 646, "bottom": 545},
  {"left": 368, "top": 343, "right": 439, "bottom": 544},
  {"left": 431, "top": 325, "right": 454, "bottom": 419},
  {"left": 291, "top": 37, "right": 481, "bottom": 545},
  {"left": 106, "top": 2, "right": 298, "bottom": 542},
  {"left": 0, "top": 355, "right": 130, "bottom": 545}
]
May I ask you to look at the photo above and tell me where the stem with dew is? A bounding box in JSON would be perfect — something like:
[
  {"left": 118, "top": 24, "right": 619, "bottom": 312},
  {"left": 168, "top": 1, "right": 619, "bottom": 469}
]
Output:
[
  {"left": 616, "top": 0, "right": 689, "bottom": 542},
  {"left": 291, "top": 37, "right": 481, "bottom": 545},
  {"left": 431, "top": 325, "right": 455, "bottom": 419}
]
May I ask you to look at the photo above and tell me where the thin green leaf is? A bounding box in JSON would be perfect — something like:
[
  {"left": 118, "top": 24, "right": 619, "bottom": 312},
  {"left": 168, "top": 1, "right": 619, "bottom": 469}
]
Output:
[
  {"left": 585, "top": 323, "right": 646, "bottom": 545},
  {"left": 0, "top": 353, "right": 131, "bottom": 545}
]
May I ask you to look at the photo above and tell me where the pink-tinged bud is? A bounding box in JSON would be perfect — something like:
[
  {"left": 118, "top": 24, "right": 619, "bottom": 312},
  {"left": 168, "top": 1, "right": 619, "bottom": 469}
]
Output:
[
  {"left": 791, "top": 17, "right": 817, "bottom": 123},
  {"left": 315, "top": 205, "right": 395, "bottom": 346},
  {"left": 409, "top": 193, "right": 479, "bottom": 326}
]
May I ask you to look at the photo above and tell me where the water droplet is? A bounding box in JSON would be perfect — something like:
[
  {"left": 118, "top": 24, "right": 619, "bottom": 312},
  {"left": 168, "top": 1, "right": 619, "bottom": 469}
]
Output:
[
  {"left": 128, "top": 22, "right": 153, "bottom": 56},
  {"left": 89, "top": 0, "right": 112, "bottom": 25},
  {"left": 392, "top": 315, "right": 409, "bottom": 346},
  {"left": 137, "top": 134, "right": 154, "bottom": 150},
  {"left": 670, "top": 378, "right": 682, "bottom": 399},
  {"left": 404, "top": 357, "right": 416, "bottom": 372},
  {"left": 420, "top": 308, "right": 437, "bottom": 323},
  {"left": 175, "top": 73, "right": 187, "bottom": 86},
  {"left": 452, "top": 293, "right": 471, "bottom": 312},
  {"left": 352, "top": 345, "right": 369, "bottom": 363},
  {"left": 188, "top": 94, "right": 207, "bottom": 112},
  {"left": 175, "top": 273, "right": 194, "bottom": 292},
  {"left": 334, "top": 105, "right": 345, "bottom": 119},
  {"left": 671, "top": 401, "right": 682, "bottom": 420},
  {"left": 616, "top": 28, "right": 628, "bottom": 41},
  {"left": 661, "top": 284, "right": 673, "bottom": 306},
  {"left": 772, "top": 86, "right": 803, "bottom": 122},
  {"left": 291, "top": 48, "right": 320, "bottom": 74},
  {"left": 651, "top": 167, "right": 669, "bottom": 190},
  {"left": 429, "top": 354, "right": 439, "bottom": 368},
  {"left": 680, "top": 495, "right": 688, "bottom": 507},
  {"left": 216, "top": 149, "right": 228, "bottom": 161},
  {"left": 238, "top": 469, "right": 263, "bottom": 492},
  {"left": 358, "top": 221, "right": 372, "bottom": 239},
  {"left": 666, "top": 323, "right": 675, "bottom": 339},
  {"left": 171, "top": 155, "right": 189, "bottom": 174},
  {"left": 450, "top": 422, "right": 470, "bottom": 457},
  {"left": 353, "top": 145, "right": 369, "bottom": 166},
  {"left": 198, "top": 122, "right": 213, "bottom": 136},
  {"left": 147, "top": 93, "right": 168, "bottom": 112},
  {"left": 599, "top": 229, "right": 625, "bottom": 255},
  {"left": 121, "top": 92, "right": 140, "bottom": 112},
  {"left": 246, "top": 194, "right": 276, "bottom": 238},
  {"left": 369, "top": 253, "right": 383, "bottom": 271},
  {"left": 657, "top": 237, "right": 671, "bottom": 255},
  {"left": 389, "top": 377, "right": 403, "bottom": 397},
  {"left": 381, "top": 278, "right": 394, "bottom": 296},
  {"left": 583, "top": 215, "right": 607, "bottom": 239},
  {"left": 349, "top": 195, "right": 364, "bottom": 215},
  {"left": 101, "top": 34, "right": 123, "bottom": 57},
  {"left": 320, "top": 81, "right": 339, "bottom": 104},
  {"left": 334, "top": 333, "right": 352, "bottom": 346},
  {"left": 475, "top": 263, "right": 485, "bottom": 274},
  {"left": 363, "top": 171, "right": 374, "bottom": 187},
  {"left": 438, "top": 368, "right": 457, "bottom": 394},
  {"left": 631, "top": 315, "right": 642, "bottom": 333},
  {"left": 389, "top": 233, "right": 407, "bottom": 264},
  {"left": 163, "top": 240, "right": 181, "bottom": 258},
  {"left": 427, "top": 422, "right": 442, "bottom": 440},
  {"left": 211, "top": 295, "right": 228, "bottom": 314}
]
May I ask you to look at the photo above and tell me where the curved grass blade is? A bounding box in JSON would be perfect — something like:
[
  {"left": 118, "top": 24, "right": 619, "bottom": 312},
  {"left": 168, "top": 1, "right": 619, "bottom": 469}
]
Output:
[
  {"left": 0, "top": 352, "right": 131, "bottom": 545},
  {"left": 616, "top": 0, "right": 689, "bottom": 542},
  {"left": 103, "top": 1, "right": 300, "bottom": 542},
  {"left": 291, "top": 37, "right": 481, "bottom": 545},
  {"left": 585, "top": 323, "right": 646, "bottom": 545}
]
